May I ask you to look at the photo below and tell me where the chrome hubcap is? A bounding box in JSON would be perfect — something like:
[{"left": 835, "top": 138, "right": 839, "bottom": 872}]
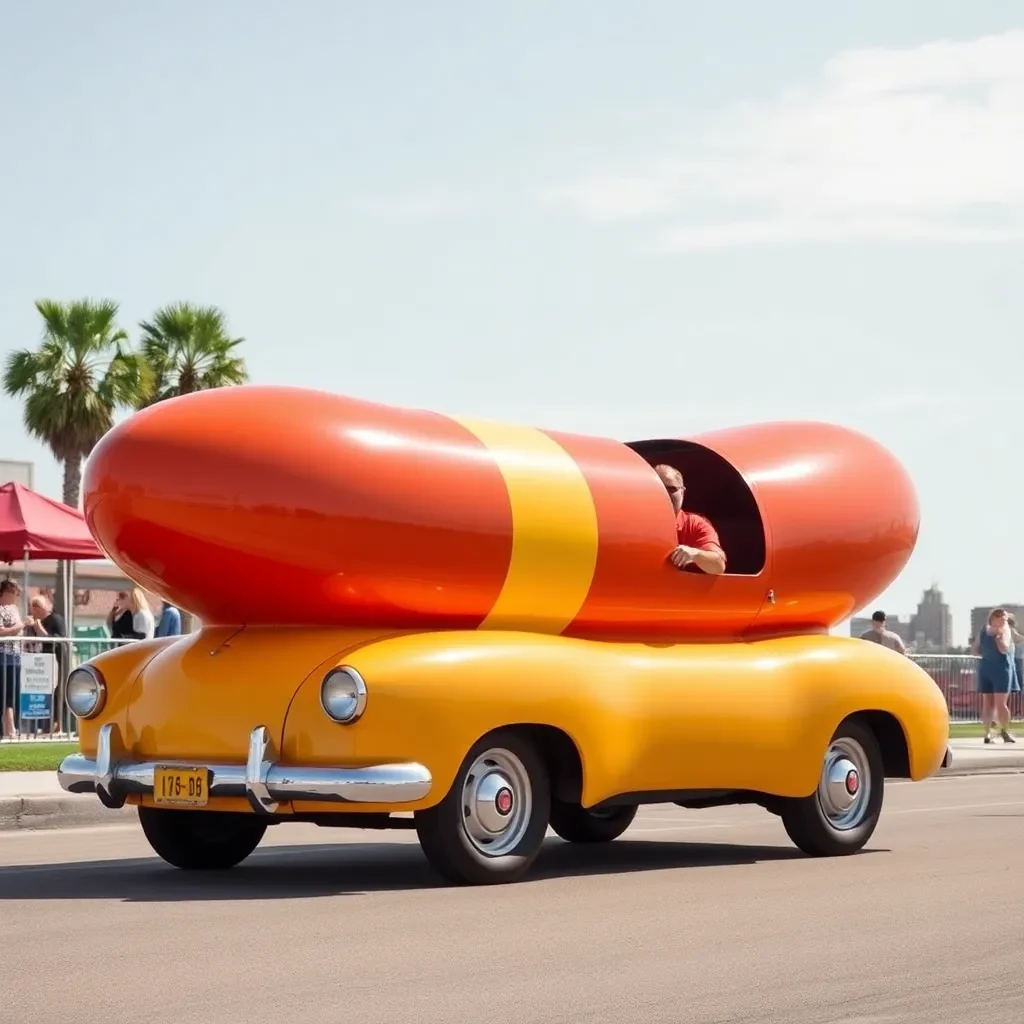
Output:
[
  {"left": 817, "top": 737, "right": 871, "bottom": 831},
  {"left": 461, "top": 748, "right": 532, "bottom": 857}
]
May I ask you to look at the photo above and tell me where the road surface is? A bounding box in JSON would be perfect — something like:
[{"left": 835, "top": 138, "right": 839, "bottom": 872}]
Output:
[{"left": 2, "top": 772, "right": 1022, "bottom": 1024}]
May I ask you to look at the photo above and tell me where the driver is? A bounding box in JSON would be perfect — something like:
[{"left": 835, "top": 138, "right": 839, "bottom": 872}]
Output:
[{"left": 654, "top": 464, "right": 726, "bottom": 575}]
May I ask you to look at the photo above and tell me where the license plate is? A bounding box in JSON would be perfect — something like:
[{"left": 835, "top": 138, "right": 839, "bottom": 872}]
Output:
[{"left": 153, "top": 767, "right": 210, "bottom": 806}]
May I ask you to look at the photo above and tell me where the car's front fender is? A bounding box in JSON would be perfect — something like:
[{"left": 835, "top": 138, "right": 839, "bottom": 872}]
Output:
[
  {"left": 74, "top": 635, "right": 182, "bottom": 754},
  {"left": 281, "top": 630, "right": 635, "bottom": 813}
]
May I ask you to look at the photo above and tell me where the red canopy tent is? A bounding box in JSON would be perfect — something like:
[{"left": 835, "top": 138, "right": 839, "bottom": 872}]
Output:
[
  {"left": 0, "top": 481, "right": 103, "bottom": 620},
  {"left": 0, "top": 481, "right": 102, "bottom": 563}
]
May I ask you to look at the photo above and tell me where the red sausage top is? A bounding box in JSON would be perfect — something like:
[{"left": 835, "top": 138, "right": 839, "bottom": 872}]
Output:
[{"left": 82, "top": 386, "right": 919, "bottom": 640}]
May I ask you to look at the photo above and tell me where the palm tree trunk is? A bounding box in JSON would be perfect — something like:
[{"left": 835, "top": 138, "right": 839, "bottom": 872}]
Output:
[{"left": 54, "top": 456, "right": 84, "bottom": 626}]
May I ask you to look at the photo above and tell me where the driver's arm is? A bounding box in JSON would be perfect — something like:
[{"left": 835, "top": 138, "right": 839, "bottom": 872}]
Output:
[
  {"left": 670, "top": 517, "right": 727, "bottom": 575},
  {"left": 687, "top": 546, "right": 726, "bottom": 574}
]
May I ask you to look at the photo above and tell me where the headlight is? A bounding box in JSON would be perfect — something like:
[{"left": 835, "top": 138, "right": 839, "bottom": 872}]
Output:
[
  {"left": 65, "top": 666, "right": 106, "bottom": 719},
  {"left": 320, "top": 666, "right": 367, "bottom": 724}
]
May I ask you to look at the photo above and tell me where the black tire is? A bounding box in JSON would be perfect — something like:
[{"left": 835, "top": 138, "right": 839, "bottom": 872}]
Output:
[
  {"left": 414, "top": 729, "right": 551, "bottom": 885},
  {"left": 780, "top": 717, "right": 885, "bottom": 857},
  {"left": 549, "top": 800, "right": 637, "bottom": 843},
  {"left": 138, "top": 806, "right": 267, "bottom": 870}
]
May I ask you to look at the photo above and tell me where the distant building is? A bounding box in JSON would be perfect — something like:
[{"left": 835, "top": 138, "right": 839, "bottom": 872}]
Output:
[
  {"left": 970, "top": 603, "right": 1024, "bottom": 645},
  {"left": 850, "top": 584, "right": 954, "bottom": 653},
  {"left": 0, "top": 559, "right": 188, "bottom": 632},
  {"left": 908, "top": 584, "right": 953, "bottom": 652},
  {"left": 0, "top": 458, "right": 34, "bottom": 487},
  {"left": 850, "top": 614, "right": 911, "bottom": 643}
]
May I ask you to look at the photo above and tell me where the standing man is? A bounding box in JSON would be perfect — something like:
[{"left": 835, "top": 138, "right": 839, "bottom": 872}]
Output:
[
  {"left": 23, "top": 595, "right": 67, "bottom": 734},
  {"left": 859, "top": 610, "right": 907, "bottom": 654}
]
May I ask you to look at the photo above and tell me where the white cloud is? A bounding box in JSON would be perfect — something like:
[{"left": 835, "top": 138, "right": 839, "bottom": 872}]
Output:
[{"left": 542, "top": 30, "right": 1024, "bottom": 248}]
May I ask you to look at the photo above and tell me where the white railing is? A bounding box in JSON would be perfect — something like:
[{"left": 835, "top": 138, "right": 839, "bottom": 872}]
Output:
[{"left": 0, "top": 635, "right": 134, "bottom": 741}]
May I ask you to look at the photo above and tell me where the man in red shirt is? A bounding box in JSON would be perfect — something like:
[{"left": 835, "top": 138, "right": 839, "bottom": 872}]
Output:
[{"left": 654, "top": 464, "right": 727, "bottom": 575}]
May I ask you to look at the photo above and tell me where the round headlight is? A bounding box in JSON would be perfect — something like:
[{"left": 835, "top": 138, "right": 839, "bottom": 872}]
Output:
[
  {"left": 65, "top": 666, "right": 106, "bottom": 719},
  {"left": 320, "top": 667, "right": 367, "bottom": 724}
]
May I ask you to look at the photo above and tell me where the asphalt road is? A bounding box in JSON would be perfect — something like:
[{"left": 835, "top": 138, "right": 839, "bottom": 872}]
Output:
[{"left": 2, "top": 773, "right": 1022, "bottom": 1024}]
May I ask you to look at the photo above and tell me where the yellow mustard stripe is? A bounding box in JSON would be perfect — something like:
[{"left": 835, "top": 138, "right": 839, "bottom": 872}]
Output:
[{"left": 453, "top": 416, "right": 599, "bottom": 634}]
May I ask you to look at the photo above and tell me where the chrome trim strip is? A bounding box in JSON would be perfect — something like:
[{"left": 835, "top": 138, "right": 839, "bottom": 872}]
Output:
[{"left": 58, "top": 723, "right": 432, "bottom": 812}]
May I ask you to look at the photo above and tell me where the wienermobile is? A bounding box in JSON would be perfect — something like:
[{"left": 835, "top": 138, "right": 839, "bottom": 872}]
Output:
[{"left": 58, "top": 385, "right": 949, "bottom": 885}]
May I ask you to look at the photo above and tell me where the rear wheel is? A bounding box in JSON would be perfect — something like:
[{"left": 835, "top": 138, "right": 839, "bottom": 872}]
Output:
[
  {"left": 415, "top": 730, "right": 550, "bottom": 885},
  {"left": 780, "top": 718, "right": 884, "bottom": 857},
  {"left": 138, "top": 807, "right": 267, "bottom": 870},
  {"left": 549, "top": 800, "right": 637, "bottom": 843}
]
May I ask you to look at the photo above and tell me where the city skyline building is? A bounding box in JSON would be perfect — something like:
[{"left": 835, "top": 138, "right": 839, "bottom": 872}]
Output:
[
  {"left": 969, "top": 604, "right": 1024, "bottom": 645},
  {"left": 849, "top": 613, "right": 912, "bottom": 644},
  {"left": 909, "top": 584, "right": 954, "bottom": 652},
  {"left": 850, "top": 584, "right": 955, "bottom": 652}
]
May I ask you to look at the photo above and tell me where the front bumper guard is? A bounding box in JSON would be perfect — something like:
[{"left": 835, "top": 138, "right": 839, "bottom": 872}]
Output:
[{"left": 58, "top": 723, "right": 432, "bottom": 814}]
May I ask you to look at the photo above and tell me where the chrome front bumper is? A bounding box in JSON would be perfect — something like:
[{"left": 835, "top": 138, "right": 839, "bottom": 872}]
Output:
[{"left": 57, "top": 723, "right": 432, "bottom": 814}]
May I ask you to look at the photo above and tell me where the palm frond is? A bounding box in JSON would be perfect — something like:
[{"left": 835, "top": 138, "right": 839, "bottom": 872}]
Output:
[
  {"left": 8, "top": 299, "right": 149, "bottom": 462},
  {"left": 2, "top": 348, "right": 46, "bottom": 396},
  {"left": 137, "top": 302, "right": 249, "bottom": 405}
]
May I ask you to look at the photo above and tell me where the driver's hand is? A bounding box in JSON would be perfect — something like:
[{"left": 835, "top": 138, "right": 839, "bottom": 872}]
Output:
[{"left": 669, "top": 545, "right": 695, "bottom": 568}]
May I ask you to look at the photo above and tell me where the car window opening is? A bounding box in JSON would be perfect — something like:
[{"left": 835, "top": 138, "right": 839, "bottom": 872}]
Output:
[{"left": 626, "top": 439, "right": 767, "bottom": 576}]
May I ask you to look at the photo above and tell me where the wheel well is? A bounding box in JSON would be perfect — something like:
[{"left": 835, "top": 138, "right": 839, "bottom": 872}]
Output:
[
  {"left": 502, "top": 724, "right": 584, "bottom": 804},
  {"left": 851, "top": 710, "right": 911, "bottom": 778}
]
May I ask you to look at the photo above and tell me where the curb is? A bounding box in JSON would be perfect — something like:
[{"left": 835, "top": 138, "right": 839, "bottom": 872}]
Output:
[
  {"left": 944, "top": 750, "right": 1024, "bottom": 774},
  {"left": 0, "top": 796, "right": 137, "bottom": 832}
]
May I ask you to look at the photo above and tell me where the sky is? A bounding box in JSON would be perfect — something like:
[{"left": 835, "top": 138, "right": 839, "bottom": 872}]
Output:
[{"left": 2, "top": 1, "right": 1023, "bottom": 643}]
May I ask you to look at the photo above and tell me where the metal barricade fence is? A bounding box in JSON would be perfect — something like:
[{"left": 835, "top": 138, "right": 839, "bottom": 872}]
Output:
[
  {"left": 0, "top": 635, "right": 134, "bottom": 742},
  {"left": 908, "top": 653, "right": 1023, "bottom": 723},
  {"left": 1, "top": 638, "right": 1021, "bottom": 742}
]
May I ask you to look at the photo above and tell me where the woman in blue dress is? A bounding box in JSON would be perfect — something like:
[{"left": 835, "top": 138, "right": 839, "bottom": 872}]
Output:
[{"left": 973, "top": 608, "right": 1019, "bottom": 744}]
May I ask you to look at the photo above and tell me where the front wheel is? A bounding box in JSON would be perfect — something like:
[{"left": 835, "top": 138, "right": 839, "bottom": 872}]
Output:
[
  {"left": 138, "top": 807, "right": 268, "bottom": 870},
  {"left": 415, "top": 730, "right": 551, "bottom": 885},
  {"left": 549, "top": 800, "right": 637, "bottom": 843},
  {"left": 780, "top": 718, "right": 884, "bottom": 857}
]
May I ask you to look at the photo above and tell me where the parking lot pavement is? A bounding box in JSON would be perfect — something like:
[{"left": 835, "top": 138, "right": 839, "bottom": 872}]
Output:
[{"left": 1, "top": 772, "right": 1022, "bottom": 1024}]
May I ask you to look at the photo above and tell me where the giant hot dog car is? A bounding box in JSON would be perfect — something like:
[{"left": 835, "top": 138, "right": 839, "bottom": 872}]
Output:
[{"left": 58, "top": 385, "right": 950, "bottom": 885}]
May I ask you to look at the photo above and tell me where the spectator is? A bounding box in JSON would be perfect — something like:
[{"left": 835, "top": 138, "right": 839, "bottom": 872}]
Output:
[
  {"left": 155, "top": 600, "right": 183, "bottom": 637},
  {"left": 106, "top": 591, "right": 134, "bottom": 639},
  {"left": 129, "top": 587, "right": 156, "bottom": 639},
  {"left": 0, "top": 579, "right": 24, "bottom": 739},
  {"left": 1007, "top": 614, "right": 1024, "bottom": 696},
  {"left": 858, "top": 610, "right": 907, "bottom": 654},
  {"left": 24, "top": 595, "right": 67, "bottom": 734},
  {"left": 972, "top": 607, "right": 1019, "bottom": 744}
]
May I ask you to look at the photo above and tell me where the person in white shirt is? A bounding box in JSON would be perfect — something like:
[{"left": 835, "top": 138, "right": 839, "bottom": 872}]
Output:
[
  {"left": 129, "top": 587, "right": 156, "bottom": 640},
  {"left": 0, "top": 579, "right": 24, "bottom": 739},
  {"left": 859, "top": 610, "right": 907, "bottom": 654}
]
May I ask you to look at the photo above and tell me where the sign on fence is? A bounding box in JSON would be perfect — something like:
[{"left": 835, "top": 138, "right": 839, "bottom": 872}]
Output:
[{"left": 19, "top": 653, "right": 55, "bottom": 720}]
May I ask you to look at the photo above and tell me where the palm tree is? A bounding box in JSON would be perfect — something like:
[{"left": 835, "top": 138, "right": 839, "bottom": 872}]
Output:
[
  {"left": 137, "top": 303, "right": 248, "bottom": 407},
  {"left": 3, "top": 299, "right": 153, "bottom": 621},
  {"left": 136, "top": 303, "right": 248, "bottom": 633}
]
